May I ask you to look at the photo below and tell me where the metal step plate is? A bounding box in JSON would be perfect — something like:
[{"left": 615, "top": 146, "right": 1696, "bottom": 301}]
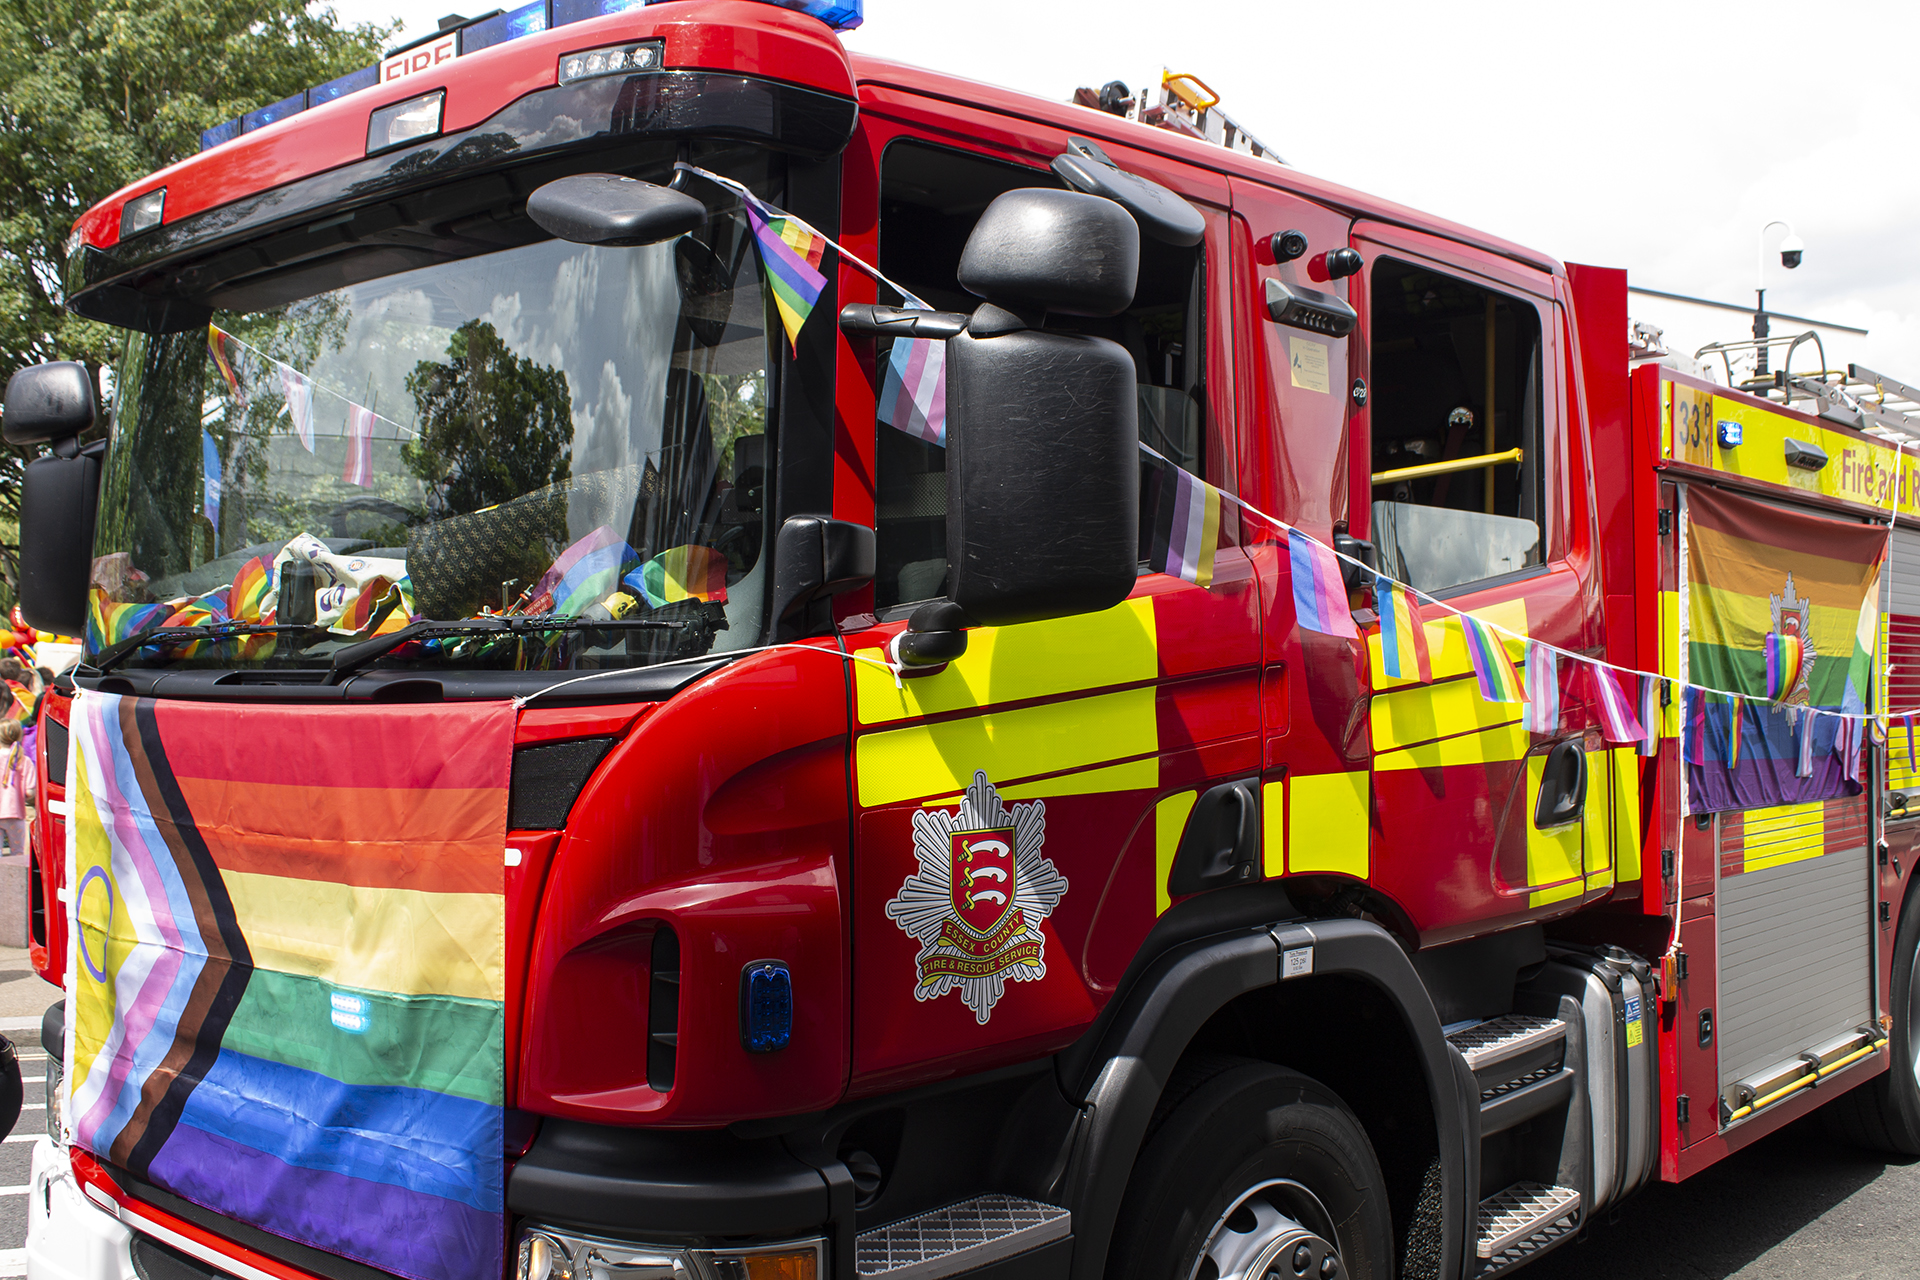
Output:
[
  {"left": 1447, "top": 1014, "right": 1566, "bottom": 1076},
  {"left": 1476, "top": 1183, "right": 1581, "bottom": 1259},
  {"left": 855, "top": 1195, "right": 1071, "bottom": 1280}
]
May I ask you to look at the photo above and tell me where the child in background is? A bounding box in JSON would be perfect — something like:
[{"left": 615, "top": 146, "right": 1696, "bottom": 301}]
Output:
[{"left": 0, "top": 720, "right": 32, "bottom": 858}]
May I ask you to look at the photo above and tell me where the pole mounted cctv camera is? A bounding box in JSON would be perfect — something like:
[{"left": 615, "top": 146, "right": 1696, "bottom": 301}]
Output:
[{"left": 1780, "top": 233, "right": 1805, "bottom": 269}]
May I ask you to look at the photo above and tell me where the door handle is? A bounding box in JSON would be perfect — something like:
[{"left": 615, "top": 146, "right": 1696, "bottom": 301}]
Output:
[
  {"left": 1168, "top": 778, "right": 1262, "bottom": 897},
  {"left": 1533, "top": 741, "right": 1587, "bottom": 829}
]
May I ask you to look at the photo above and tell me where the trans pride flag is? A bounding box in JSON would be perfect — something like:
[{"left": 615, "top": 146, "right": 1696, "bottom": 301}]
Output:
[{"left": 64, "top": 694, "right": 513, "bottom": 1280}]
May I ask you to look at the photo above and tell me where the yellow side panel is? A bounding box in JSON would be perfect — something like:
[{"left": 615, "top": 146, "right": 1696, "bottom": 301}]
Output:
[
  {"left": 1583, "top": 751, "right": 1613, "bottom": 882},
  {"left": 1739, "top": 802, "right": 1825, "bottom": 874},
  {"left": 1288, "top": 771, "right": 1369, "bottom": 878},
  {"left": 852, "top": 597, "right": 1158, "bottom": 726},
  {"left": 1154, "top": 790, "right": 1199, "bottom": 916},
  {"left": 856, "top": 687, "right": 1158, "bottom": 808},
  {"left": 1373, "top": 674, "right": 1526, "bottom": 754},
  {"left": 1262, "top": 779, "right": 1285, "bottom": 878},
  {"left": 1371, "top": 599, "right": 1529, "bottom": 689},
  {"left": 1376, "top": 721, "right": 1529, "bottom": 773},
  {"left": 1611, "top": 747, "right": 1643, "bottom": 882},
  {"left": 1527, "top": 753, "right": 1585, "bottom": 908},
  {"left": 1660, "top": 590, "right": 1681, "bottom": 737},
  {"left": 921, "top": 758, "right": 1162, "bottom": 808}
]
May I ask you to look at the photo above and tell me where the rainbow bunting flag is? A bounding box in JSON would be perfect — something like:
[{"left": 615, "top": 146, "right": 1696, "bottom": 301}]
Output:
[
  {"left": 746, "top": 203, "right": 829, "bottom": 353},
  {"left": 1764, "top": 630, "right": 1803, "bottom": 702},
  {"left": 531, "top": 526, "right": 645, "bottom": 617},
  {"left": 343, "top": 403, "right": 375, "bottom": 487},
  {"left": 632, "top": 543, "right": 729, "bottom": 608},
  {"left": 1637, "top": 676, "right": 1661, "bottom": 756},
  {"left": 1590, "top": 665, "right": 1644, "bottom": 745},
  {"left": 1523, "top": 642, "right": 1560, "bottom": 734},
  {"left": 1287, "top": 529, "right": 1355, "bottom": 638},
  {"left": 1462, "top": 613, "right": 1523, "bottom": 704},
  {"left": 280, "top": 366, "right": 315, "bottom": 452},
  {"left": 1150, "top": 464, "right": 1225, "bottom": 589},
  {"left": 65, "top": 693, "right": 514, "bottom": 1280},
  {"left": 1377, "top": 580, "right": 1431, "bottom": 683},
  {"left": 208, "top": 324, "right": 245, "bottom": 407},
  {"left": 1683, "top": 484, "right": 1884, "bottom": 810}
]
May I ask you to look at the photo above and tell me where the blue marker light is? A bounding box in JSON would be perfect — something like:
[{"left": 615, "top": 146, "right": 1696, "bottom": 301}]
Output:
[
  {"left": 740, "top": 961, "right": 794, "bottom": 1053},
  {"left": 1717, "top": 419, "right": 1743, "bottom": 449}
]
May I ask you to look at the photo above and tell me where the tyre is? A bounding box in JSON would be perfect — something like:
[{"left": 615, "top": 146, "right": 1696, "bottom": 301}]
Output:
[
  {"left": 1827, "top": 890, "right": 1920, "bottom": 1154},
  {"left": 1107, "top": 1058, "right": 1394, "bottom": 1280}
]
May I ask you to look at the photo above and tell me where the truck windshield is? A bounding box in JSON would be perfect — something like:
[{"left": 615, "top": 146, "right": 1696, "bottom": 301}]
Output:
[{"left": 90, "top": 172, "right": 776, "bottom": 673}]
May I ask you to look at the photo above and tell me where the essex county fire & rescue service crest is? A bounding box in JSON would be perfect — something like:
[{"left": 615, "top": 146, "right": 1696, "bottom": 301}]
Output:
[{"left": 885, "top": 770, "right": 1068, "bottom": 1024}]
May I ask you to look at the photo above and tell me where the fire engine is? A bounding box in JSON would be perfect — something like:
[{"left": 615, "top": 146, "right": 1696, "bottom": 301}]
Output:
[{"left": 12, "top": 2, "right": 1920, "bottom": 1279}]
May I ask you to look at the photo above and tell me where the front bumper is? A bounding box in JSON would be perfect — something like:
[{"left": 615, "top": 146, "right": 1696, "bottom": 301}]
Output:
[{"left": 25, "top": 1138, "right": 134, "bottom": 1280}]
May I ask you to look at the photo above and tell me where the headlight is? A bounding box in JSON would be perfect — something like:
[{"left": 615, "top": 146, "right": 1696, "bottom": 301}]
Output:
[{"left": 516, "top": 1228, "right": 825, "bottom": 1280}]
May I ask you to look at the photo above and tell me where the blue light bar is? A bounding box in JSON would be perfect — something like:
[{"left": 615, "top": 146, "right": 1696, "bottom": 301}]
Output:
[
  {"left": 553, "top": 0, "right": 646, "bottom": 24},
  {"left": 242, "top": 91, "right": 308, "bottom": 134},
  {"left": 462, "top": 0, "right": 550, "bottom": 53},
  {"left": 746, "top": 0, "right": 863, "bottom": 28},
  {"left": 311, "top": 65, "right": 380, "bottom": 105},
  {"left": 200, "top": 119, "right": 241, "bottom": 151}
]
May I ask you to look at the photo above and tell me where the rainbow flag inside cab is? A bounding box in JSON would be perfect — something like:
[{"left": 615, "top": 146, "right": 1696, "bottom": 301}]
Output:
[
  {"left": 1683, "top": 484, "right": 1885, "bottom": 812},
  {"left": 64, "top": 694, "right": 514, "bottom": 1280}
]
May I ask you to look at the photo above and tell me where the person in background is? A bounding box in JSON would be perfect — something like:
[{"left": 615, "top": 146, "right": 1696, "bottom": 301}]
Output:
[{"left": 0, "top": 719, "right": 33, "bottom": 858}]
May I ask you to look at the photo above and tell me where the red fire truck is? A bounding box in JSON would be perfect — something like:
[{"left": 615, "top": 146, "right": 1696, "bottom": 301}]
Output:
[{"left": 14, "top": 2, "right": 1920, "bottom": 1279}]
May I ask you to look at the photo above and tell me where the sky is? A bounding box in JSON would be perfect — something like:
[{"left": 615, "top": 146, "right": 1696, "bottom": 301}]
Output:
[{"left": 330, "top": 0, "right": 1920, "bottom": 384}]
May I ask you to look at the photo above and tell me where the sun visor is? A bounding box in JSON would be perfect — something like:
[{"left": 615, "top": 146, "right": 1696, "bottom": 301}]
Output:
[{"left": 1050, "top": 137, "right": 1205, "bottom": 247}]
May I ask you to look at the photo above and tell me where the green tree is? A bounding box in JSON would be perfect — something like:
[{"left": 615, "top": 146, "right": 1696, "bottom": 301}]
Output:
[
  {"left": 0, "top": 0, "right": 392, "bottom": 602},
  {"left": 403, "top": 319, "right": 575, "bottom": 516}
]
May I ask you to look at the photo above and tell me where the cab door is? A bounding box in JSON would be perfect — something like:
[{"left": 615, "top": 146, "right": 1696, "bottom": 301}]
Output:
[
  {"left": 833, "top": 106, "right": 1260, "bottom": 1091},
  {"left": 1348, "top": 225, "right": 1610, "bottom": 942}
]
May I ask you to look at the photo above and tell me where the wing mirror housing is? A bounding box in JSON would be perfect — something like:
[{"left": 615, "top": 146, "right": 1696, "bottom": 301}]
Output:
[
  {"left": 4, "top": 361, "right": 97, "bottom": 446},
  {"left": 526, "top": 174, "right": 708, "bottom": 247},
  {"left": 934, "top": 188, "right": 1141, "bottom": 634},
  {"left": 6, "top": 363, "right": 103, "bottom": 637},
  {"left": 772, "top": 515, "right": 875, "bottom": 632}
]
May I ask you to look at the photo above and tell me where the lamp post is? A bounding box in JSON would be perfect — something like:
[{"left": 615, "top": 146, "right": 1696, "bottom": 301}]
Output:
[{"left": 1754, "top": 220, "right": 1805, "bottom": 378}]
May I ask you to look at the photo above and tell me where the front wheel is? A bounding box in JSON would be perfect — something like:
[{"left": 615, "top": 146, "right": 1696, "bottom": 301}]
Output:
[
  {"left": 1828, "top": 891, "right": 1920, "bottom": 1154},
  {"left": 1107, "top": 1059, "right": 1394, "bottom": 1280}
]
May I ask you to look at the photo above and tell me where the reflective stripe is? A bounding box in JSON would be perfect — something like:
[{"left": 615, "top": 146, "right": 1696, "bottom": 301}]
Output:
[
  {"left": 1287, "top": 772, "right": 1369, "bottom": 878},
  {"left": 1373, "top": 674, "right": 1527, "bottom": 754},
  {"left": 1262, "top": 779, "right": 1285, "bottom": 878},
  {"left": 1526, "top": 753, "right": 1585, "bottom": 908},
  {"left": 1153, "top": 791, "right": 1198, "bottom": 916},
  {"left": 855, "top": 687, "right": 1157, "bottom": 808},
  {"left": 853, "top": 598, "right": 1158, "bottom": 726},
  {"left": 1376, "top": 721, "right": 1528, "bottom": 773}
]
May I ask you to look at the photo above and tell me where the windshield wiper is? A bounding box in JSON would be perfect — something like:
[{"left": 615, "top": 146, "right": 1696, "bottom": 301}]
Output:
[
  {"left": 325, "top": 614, "right": 691, "bottom": 683},
  {"left": 83, "top": 623, "right": 324, "bottom": 676}
]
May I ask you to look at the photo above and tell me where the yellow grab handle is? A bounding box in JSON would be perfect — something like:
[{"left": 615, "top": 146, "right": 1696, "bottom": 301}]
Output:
[{"left": 1161, "top": 71, "right": 1221, "bottom": 111}]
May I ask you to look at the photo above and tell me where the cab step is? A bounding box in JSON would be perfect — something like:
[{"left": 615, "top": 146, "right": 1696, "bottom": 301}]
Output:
[
  {"left": 1475, "top": 1182, "right": 1581, "bottom": 1268},
  {"left": 855, "top": 1195, "right": 1071, "bottom": 1280}
]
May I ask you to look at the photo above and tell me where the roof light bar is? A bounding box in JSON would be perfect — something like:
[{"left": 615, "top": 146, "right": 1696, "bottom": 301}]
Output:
[{"left": 198, "top": 0, "right": 862, "bottom": 153}]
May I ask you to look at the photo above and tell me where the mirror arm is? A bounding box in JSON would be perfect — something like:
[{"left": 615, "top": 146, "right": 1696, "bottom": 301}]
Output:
[{"left": 837, "top": 304, "right": 970, "bottom": 340}]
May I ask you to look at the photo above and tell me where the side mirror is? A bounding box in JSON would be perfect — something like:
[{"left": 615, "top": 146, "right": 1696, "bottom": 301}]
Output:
[
  {"left": 940, "top": 189, "right": 1141, "bottom": 629},
  {"left": 771, "top": 515, "right": 875, "bottom": 627},
  {"left": 526, "top": 174, "right": 708, "bottom": 247},
  {"left": 3, "top": 362, "right": 97, "bottom": 446},
  {"left": 17, "top": 447, "right": 102, "bottom": 637}
]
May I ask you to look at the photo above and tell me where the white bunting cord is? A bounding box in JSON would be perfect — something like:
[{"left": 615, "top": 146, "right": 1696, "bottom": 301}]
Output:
[{"left": 208, "top": 324, "right": 419, "bottom": 439}]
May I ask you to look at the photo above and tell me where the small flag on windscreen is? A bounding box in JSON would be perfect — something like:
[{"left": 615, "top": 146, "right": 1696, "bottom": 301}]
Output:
[
  {"left": 1151, "top": 464, "right": 1225, "bottom": 589},
  {"left": 279, "top": 366, "right": 315, "bottom": 452},
  {"left": 208, "top": 324, "right": 246, "bottom": 407},
  {"left": 1287, "top": 529, "right": 1356, "bottom": 638},
  {"left": 1590, "top": 665, "right": 1644, "bottom": 745},
  {"left": 343, "top": 404, "right": 375, "bottom": 488},
  {"left": 1462, "top": 614, "right": 1522, "bottom": 704},
  {"left": 747, "top": 203, "right": 829, "bottom": 353},
  {"left": 1377, "top": 580, "right": 1431, "bottom": 683},
  {"left": 1524, "top": 642, "right": 1559, "bottom": 735}
]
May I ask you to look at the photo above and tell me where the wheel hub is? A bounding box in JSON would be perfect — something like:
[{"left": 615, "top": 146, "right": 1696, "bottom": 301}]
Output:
[{"left": 1193, "top": 1180, "right": 1344, "bottom": 1280}]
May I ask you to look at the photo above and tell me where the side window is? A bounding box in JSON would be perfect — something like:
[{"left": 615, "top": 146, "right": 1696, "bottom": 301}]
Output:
[
  {"left": 872, "top": 139, "right": 1207, "bottom": 610},
  {"left": 1367, "top": 257, "right": 1544, "bottom": 594}
]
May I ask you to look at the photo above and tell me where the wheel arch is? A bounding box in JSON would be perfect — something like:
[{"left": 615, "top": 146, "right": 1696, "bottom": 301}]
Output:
[{"left": 1058, "top": 917, "right": 1472, "bottom": 1280}]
